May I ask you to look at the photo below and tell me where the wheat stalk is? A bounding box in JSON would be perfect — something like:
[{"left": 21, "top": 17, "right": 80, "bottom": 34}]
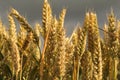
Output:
[{"left": 40, "top": 25, "right": 50, "bottom": 80}]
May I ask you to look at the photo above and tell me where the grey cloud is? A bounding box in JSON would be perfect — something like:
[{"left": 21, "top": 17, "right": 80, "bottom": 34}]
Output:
[{"left": 0, "top": 0, "right": 120, "bottom": 34}]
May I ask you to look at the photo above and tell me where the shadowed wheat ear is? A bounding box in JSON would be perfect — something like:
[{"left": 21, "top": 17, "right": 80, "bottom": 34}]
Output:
[
  {"left": 0, "top": 22, "right": 9, "bottom": 68},
  {"left": 117, "top": 20, "right": 120, "bottom": 43},
  {"left": 87, "top": 12, "right": 102, "bottom": 80},
  {"left": 117, "top": 21, "right": 120, "bottom": 78},
  {"left": 65, "top": 38, "right": 74, "bottom": 80},
  {"left": 103, "top": 24, "right": 109, "bottom": 46},
  {"left": 117, "top": 20, "right": 120, "bottom": 57},
  {"left": 102, "top": 24, "right": 109, "bottom": 80},
  {"left": 7, "top": 39, "right": 20, "bottom": 79},
  {"left": 0, "top": 20, "right": 8, "bottom": 48},
  {"left": 17, "top": 25, "right": 27, "bottom": 48},
  {"left": 0, "top": 21, "right": 9, "bottom": 59},
  {"left": 81, "top": 50, "right": 92, "bottom": 80}
]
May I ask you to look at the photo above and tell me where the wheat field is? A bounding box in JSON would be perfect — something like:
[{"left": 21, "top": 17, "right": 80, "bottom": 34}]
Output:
[{"left": 0, "top": 0, "right": 120, "bottom": 80}]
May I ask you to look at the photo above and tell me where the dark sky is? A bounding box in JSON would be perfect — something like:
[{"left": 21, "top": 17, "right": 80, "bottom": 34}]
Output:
[{"left": 0, "top": 0, "right": 120, "bottom": 35}]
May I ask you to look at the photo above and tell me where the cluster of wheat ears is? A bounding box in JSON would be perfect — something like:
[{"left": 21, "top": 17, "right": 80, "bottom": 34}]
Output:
[{"left": 0, "top": 0, "right": 120, "bottom": 80}]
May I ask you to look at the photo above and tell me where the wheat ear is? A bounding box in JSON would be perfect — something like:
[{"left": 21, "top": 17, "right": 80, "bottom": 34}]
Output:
[
  {"left": 87, "top": 12, "right": 102, "bottom": 80},
  {"left": 107, "top": 10, "right": 119, "bottom": 80},
  {"left": 42, "top": 0, "right": 52, "bottom": 38}
]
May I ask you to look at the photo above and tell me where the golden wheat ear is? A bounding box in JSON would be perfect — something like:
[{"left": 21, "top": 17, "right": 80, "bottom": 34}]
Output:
[
  {"left": 107, "top": 10, "right": 119, "bottom": 80},
  {"left": 10, "top": 8, "right": 32, "bottom": 32},
  {"left": 58, "top": 8, "right": 66, "bottom": 29},
  {"left": 51, "top": 9, "right": 67, "bottom": 80},
  {"left": 87, "top": 12, "right": 102, "bottom": 80},
  {"left": 8, "top": 14, "right": 17, "bottom": 43},
  {"left": 42, "top": 0, "right": 52, "bottom": 38},
  {"left": 10, "top": 8, "right": 40, "bottom": 48}
]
